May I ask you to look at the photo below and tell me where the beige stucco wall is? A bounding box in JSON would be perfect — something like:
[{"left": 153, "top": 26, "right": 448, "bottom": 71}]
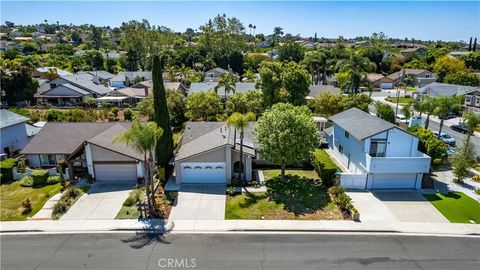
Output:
[
  {"left": 90, "top": 144, "right": 135, "bottom": 162},
  {"left": 179, "top": 147, "right": 226, "bottom": 163}
]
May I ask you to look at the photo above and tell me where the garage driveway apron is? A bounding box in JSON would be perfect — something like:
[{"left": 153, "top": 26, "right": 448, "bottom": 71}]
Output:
[
  {"left": 61, "top": 183, "right": 134, "bottom": 220},
  {"left": 169, "top": 184, "right": 226, "bottom": 221}
]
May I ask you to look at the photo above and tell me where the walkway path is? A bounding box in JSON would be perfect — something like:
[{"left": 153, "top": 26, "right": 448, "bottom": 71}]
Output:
[{"left": 29, "top": 193, "right": 62, "bottom": 221}]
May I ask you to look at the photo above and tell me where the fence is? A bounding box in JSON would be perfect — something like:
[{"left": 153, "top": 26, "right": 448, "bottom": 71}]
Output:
[{"left": 13, "top": 167, "right": 69, "bottom": 180}]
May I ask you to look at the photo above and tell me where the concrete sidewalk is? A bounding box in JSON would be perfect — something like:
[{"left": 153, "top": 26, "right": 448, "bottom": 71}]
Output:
[
  {"left": 1, "top": 219, "right": 479, "bottom": 236},
  {"left": 29, "top": 193, "right": 63, "bottom": 220}
]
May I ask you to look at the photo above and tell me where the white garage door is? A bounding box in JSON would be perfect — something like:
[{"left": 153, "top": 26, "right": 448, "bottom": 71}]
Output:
[
  {"left": 380, "top": 83, "right": 393, "bottom": 89},
  {"left": 372, "top": 173, "right": 417, "bottom": 189},
  {"left": 181, "top": 162, "right": 226, "bottom": 184},
  {"left": 94, "top": 163, "right": 137, "bottom": 182}
]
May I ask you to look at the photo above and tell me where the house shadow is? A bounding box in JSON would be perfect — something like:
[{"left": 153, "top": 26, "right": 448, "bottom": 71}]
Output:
[
  {"left": 120, "top": 218, "right": 172, "bottom": 249},
  {"left": 371, "top": 190, "right": 427, "bottom": 202}
]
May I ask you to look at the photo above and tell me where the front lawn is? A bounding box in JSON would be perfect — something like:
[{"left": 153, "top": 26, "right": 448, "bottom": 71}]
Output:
[
  {"left": 385, "top": 96, "right": 415, "bottom": 105},
  {"left": 225, "top": 176, "right": 343, "bottom": 220},
  {"left": 262, "top": 169, "right": 319, "bottom": 180},
  {"left": 116, "top": 188, "right": 147, "bottom": 219},
  {"left": 0, "top": 181, "right": 61, "bottom": 221},
  {"left": 423, "top": 192, "right": 480, "bottom": 224}
]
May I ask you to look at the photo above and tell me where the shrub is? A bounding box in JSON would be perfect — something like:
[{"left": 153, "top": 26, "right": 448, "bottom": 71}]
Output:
[
  {"left": 123, "top": 108, "right": 133, "bottom": 121},
  {"left": 31, "top": 170, "right": 49, "bottom": 186},
  {"left": 20, "top": 175, "right": 34, "bottom": 187},
  {"left": 86, "top": 174, "right": 95, "bottom": 183},
  {"left": 251, "top": 180, "right": 260, "bottom": 188},
  {"left": 80, "top": 185, "right": 91, "bottom": 193},
  {"left": 227, "top": 186, "right": 236, "bottom": 195},
  {"left": 312, "top": 150, "right": 339, "bottom": 188},
  {"left": 0, "top": 158, "right": 16, "bottom": 183},
  {"left": 64, "top": 186, "right": 81, "bottom": 199},
  {"left": 21, "top": 197, "right": 32, "bottom": 214},
  {"left": 45, "top": 109, "right": 63, "bottom": 121},
  {"left": 328, "top": 185, "right": 345, "bottom": 199},
  {"left": 164, "top": 191, "right": 178, "bottom": 201},
  {"left": 16, "top": 159, "right": 26, "bottom": 173},
  {"left": 472, "top": 175, "right": 480, "bottom": 182},
  {"left": 475, "top": 188, "right": 480, "bottom": 195},
  {"left": 52, "top": 201, "right": 68, "bottom": 215},
  {"left": 336, "top": 193, "right": 352, "bottom": 210},
  {"left": 123, "top": 196, "right": 135, "bottom": 207},
  {"left": 231, "top": 177, "right": 240, "bottom": 186},
  {"left": 111, "top": 107, "right": 119, "bottom": 118},
  {"left": 47, "top": 176, "right": 60, "bottom": 185}
]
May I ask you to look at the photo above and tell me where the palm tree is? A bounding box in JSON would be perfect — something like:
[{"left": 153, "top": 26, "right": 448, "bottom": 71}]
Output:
[
  {"left": 337, "top": 52, "right": 375, "bottom": 93},
  {"left": 226, "top": 112, "right": 256, "bottom": 184},
  {"left": 45, "top": 68, "right": 59, "bottom": 81},
  {"left": 417, "top": 97, "right": 436, "bottom": 129},
  {"left": 113, "top": 119, "right": 163, "bottom": 216},
  {"left": 302, "top": 51, "right": 321, "bottom": 84},
  {"left": 252, "top": 25, "right": 256, "bottom": 36},
  {"left": 432, "top": 96, "right": 461, "bottom": 139},
  {"left": 243, "top": 69, "right": 256, "bottom": 82},
  {"left": 248, "top": 23, "right": 253, "bottom": 36},
  {"left": 318, "top": 49, "right": 334, "bottom": 85},
  {"left": 401, "top": 102, "right": 413, "bottom": 121},
  {"left": 463, "top": 111, "right": 480, "bottom": 154},
  {"left": 215, "top": 73, "right": 236, "bottom": 107},
  {"left": 164, "top": 65, "right": 178, "bottom": 82}
]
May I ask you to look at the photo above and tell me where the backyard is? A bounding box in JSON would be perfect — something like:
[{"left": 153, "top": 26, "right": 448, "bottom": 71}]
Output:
[
  {"left": 225, "top": 175, "right": 344, "bottom": 220},
  {"left": 423, "top": 192, "right": 480, "bottom": 224},
  {"left": 0, "top": 181, "right": 61, "bottom": 221}
]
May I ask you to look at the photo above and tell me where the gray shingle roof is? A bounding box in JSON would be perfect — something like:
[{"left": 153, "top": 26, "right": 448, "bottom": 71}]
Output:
[
  {"left": 87, "top": 123, "right": 143, "bottom": 160},
  {"left": 329, "top": 108, "right": 396, "bottom": 141},
  {"left": 0, "top": 110, "right": 29, "bottom": 129},
  {"left": 417, "top": 82, "right": 480, "bottom": 97},
  {"left": 77, "top": 71, "right": 115, "bottom": 80},
  {"left": 112, "top": 72, "right": 152, "bottom": 82},
  {"left": 61, "top": 75, "right": 112, "bottom": 95},
  {"left": 21, "top": 122, "right": 115, "bottom": 154}
]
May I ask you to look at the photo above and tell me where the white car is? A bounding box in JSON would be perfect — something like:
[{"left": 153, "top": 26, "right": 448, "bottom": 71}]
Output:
[
  {"left": 434, "top": 132, "right": 456, "bottom": 146},
  {"left": 395, "top": 114, "right": 407, "bottom": 123}
]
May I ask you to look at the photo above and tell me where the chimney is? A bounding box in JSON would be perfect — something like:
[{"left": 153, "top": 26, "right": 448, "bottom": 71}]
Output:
[{"left": 144, "top": 86, "right": 149, "bottom": 97}]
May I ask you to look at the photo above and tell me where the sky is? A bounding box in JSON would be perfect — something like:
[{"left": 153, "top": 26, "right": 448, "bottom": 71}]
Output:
[{"left": 1, "top": 1, "right": 479, "bottom": 41}]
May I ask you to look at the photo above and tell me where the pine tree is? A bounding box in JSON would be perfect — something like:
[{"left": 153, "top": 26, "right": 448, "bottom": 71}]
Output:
[
  {"left": 468, "top": 37, "right": 472, "bottom": 51},
  {"left": 152, "top": 56, "right": 174, "bottom": 176},
  {"left": 474, "top": 38, "right": 478, "bottom": 52}
]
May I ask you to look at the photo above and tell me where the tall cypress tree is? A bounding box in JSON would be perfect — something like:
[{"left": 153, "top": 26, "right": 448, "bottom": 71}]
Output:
[
  {"left": 468, "top": 37, "right": 473, "bottom": 51},
  {"left": 152, "top": 56, "right": 174, "bottom": 175},
  {"left": 474, "top": 38, "right": 478, "bottom": 52}
]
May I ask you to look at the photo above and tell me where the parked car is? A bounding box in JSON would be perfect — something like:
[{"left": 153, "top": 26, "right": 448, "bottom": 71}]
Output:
[
  {"left": 450, "top": 124, "right": 468, "bottom": 134},
  {"left": 396, "top": 114, "right": 407, "bottom": 123},
  {"left": 439, "top": 113, "right": 457, "bottom": 120},
  {"left": 434, "top": 132, "right": 456, "bottom": 146}
]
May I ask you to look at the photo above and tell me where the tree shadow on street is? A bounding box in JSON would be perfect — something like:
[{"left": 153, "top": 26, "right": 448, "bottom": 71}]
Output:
[{"left": 121, "top": 219, "right": 172, "bottom": 249}]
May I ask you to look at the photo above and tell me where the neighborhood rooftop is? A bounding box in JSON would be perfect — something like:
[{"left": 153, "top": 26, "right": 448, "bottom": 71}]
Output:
[
  {"left": 329, "top": 107, "right": 396, "bottom": 140},
  {"left": 0, "top": 109, "right": 29, "bottom": 129}
]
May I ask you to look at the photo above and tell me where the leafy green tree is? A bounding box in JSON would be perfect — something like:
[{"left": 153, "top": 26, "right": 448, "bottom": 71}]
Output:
[
  {"left": 341, "top": 94, "right": 372, "bottom": 112},
  {"left": 337, "top": 52, "right": 375, "bottom": 93},
  {"left": 462, "top": 111, "right": 480, "bottom": 160},
  {"left": 444, "top": 71, "right": 479, "bottom": 86},
  {"left": 282, "top": 61, "right": 311, "bottom": 105},
  {"left": 114, "top": 119, "right": 163, "bottom": 215},
  {"left": 90, "top": 27, "right": 103, "bottom": 50},
  {"left": 374, "top": 101, "right": 395, "bottom": 123},
  {"left": 432, "top": 96, "right": 462, "bottom": 138},
  {"left": 215, "top": 72, "right": 236, "bottom": 107},
  {"left": 272, "top": 26, "right": 284, "bottom": 46},
  {"left": 166, "top": 89, "right": 186, "bottom": 128},
  {"left": 401, "top": 102, "right": 413, "bottom": 120},
  {"left": 258, "top": 61, "right": 283, "bottom": 107},
  {"left": 462, "top": 51, "right": 480, "bottom": 70},
  {"left": 226, "top": 112, "right": 256, "bottom": 182},
  {"left": 403, "top": 58, "right": 430, "bottom": 70},
  {"left": 452, "top": 138, "right": 476, "bottom": 183},
  {"left": 408, "top": 125, "right": 448, "bottom": 170},
  {"left": 308, "top": 92, "right": 343, "bottom": 117},
  {"left": 152, "top": 56, "right": 174, "bottom": 174},
  {"left": 432, "top": 55, "right": 466, "bottom": 82},
  {"left": 417, "top": 97, "right": 436, "bottom": 129},
  {"left": 254, "top": 103, "right": 318, "bottom": 182},
  {"left": 226, "top": 90, "right": 263, "bottom": 116},
  {"left": 186, "top": 91, "right": 222, "bottom": 121},
  {"left": 242, "top": 69, "right": 256, "bottom": 82},
  {"left": 278, "top": 42, "right": 304, "bottom": 63}
]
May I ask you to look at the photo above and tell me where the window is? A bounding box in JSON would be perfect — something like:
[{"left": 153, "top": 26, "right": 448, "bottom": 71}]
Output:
[
  {"left": 183, "top": 166, "right": 192, "bottom": 169},
  {"left": 344, "top": 131, "right": 350, "bottom": 138},
  {"left": 194, "top": 166, "right": 202, "bottom": 169},
  {"left": 215, "top": 166, "right": 224, "bottom": 169},
  {"left": 338, "top": 145, "right": 344, "bottom": 154},
  {"left": 40, "top": 154, "right": 56, "bottom": 166},
  {"left": 425, "top": 74, "right": 431, "bottom": 78},
  {"left": 205, "top": 166, "right": 213, "bottom": 169},
  {"left": 465, "top": 95, "right": 472, "bottom": 105},
  {"left": 476, "top": 97, "right": 480, "bottom": 107},
  {"left": 369, "top": 140, "right": 387, "bottom": 157}
]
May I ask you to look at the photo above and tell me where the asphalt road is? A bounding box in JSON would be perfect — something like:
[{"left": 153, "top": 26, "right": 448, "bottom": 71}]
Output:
[{"left": 1, "top": 233, "right": 479, "bottom": 270}]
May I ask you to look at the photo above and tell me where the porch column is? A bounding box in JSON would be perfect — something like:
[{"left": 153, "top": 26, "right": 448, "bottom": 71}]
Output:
[
  {"left": 225, "top": 146, "right": 232, "bottom": 184},
  {"left": 246, "top": 156, "right": 252, "bottom": 182}
]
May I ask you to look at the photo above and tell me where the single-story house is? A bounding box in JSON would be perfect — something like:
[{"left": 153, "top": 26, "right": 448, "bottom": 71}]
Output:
[
  {"left": 188, "top": 82, "right": 257, "bottom": 99},
  {"left": 464, "top": 88, "right": 480, "bottom": 114},
  {"left": 448, "top": 51, "right": 472, "bottom": 59},
  {"left": 325, "top": 108, "right": 431, "bottom": 189},
  {"left": 400, "top": 47, "right": 427, "bottom": 57},
  {"left": 367, "top": 73, "right": 396, "bottom": 89},
  {"left": 21, "top": 122, "right": 145, "bottom": 182},
  {"left": 35, "top": 75, "right": 112, "bottom": 106},
  {"left": 110, "top": 71, "right": 153, "bottom": 89},
  {"left": 173, "top": 122, "right": 257, "bottom": 184},
  {"left": 307, "top": 85, "right": 341, "bottom": 99},
  {"left": 387, "top": 69, "right": 436, "bottom": 88},
  {"left": 1, "top": 110, "right": 30, "bottom": 156},
  {"left": 77, "top": 71, "right": 115, "bottom": 86},
  {"left": 413, "top": 82, "right": 480, "bottom": 100},
  {"left": 130, "top": 80, "right": 187, "bottom": 95},
  {"left": 32, "top": 67, "right": 72, "bottom": 79}
]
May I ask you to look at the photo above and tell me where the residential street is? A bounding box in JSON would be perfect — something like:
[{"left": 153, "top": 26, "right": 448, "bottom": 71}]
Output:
[{"left": 1, "top": 233, "right": 479, "bottom": 270}]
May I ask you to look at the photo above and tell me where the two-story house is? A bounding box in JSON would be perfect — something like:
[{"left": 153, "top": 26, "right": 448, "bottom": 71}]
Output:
[
  {"left": 1, "top": 110, "right": 37, "bottom": 157},
  {"left": 464, "top": 88, "right": 480, "bottom": 114},
  {"left": 325, "top": 108, "right": 431, "bottom": 190},
  {"left": 387, "top": 69, "right": 436, "bottom": 88}
]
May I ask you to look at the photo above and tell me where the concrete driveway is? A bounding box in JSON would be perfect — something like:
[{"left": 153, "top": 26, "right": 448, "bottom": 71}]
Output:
[
  {"left": 169, "top": 184, "right": 226, "bottom": 221},
  {"left": 347, "top": 190, "right": 449, "bottom": 223},
  {"left": 61, "top": 183, "right": 134, "bottom": 220}
]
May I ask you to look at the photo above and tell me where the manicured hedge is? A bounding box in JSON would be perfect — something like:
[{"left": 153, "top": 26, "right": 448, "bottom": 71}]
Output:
[
  {"left": 312, "top": 149, "right": 340, "bottom": 188},
  {"left": 31, "top": 170, "right": 49, "bottom": 186},
  {"left": 0, "top": 158, "right": 16, "bottom": 183}
]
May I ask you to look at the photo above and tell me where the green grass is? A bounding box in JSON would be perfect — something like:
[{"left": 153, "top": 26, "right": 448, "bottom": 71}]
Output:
[
  {"left": 423, "top": 192, "right": 480, "bottom": 224},
  {"left": 225, "top": 175, "right": 343, "bottom": 220},
  {"left": 262, "top": 169, "right": 319, "bottom": 180},
  {"left": 312, "top": 149, "right": 341, "bottom": 171},
  {"left": 406, "top": 86, "right": 417, "bottom": 92},
  {"left": 385, "top": 97, "right": 415, "bottom": 105},
  {"left": 0, "top": 181, "right": 62, "bottom": 221},
  {"left": 116, "top": 188, "right": 146, "bottom": 219}
]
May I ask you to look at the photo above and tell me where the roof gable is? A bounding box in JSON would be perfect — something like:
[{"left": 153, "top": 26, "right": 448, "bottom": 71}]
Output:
[{"left": 0, "top": 110, "right": 29, "bottom": 129}]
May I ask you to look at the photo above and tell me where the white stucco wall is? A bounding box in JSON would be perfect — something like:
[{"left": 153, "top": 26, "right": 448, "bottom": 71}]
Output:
[{"left": 0, "top": 123, "right": 29, "bottom": 154}]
